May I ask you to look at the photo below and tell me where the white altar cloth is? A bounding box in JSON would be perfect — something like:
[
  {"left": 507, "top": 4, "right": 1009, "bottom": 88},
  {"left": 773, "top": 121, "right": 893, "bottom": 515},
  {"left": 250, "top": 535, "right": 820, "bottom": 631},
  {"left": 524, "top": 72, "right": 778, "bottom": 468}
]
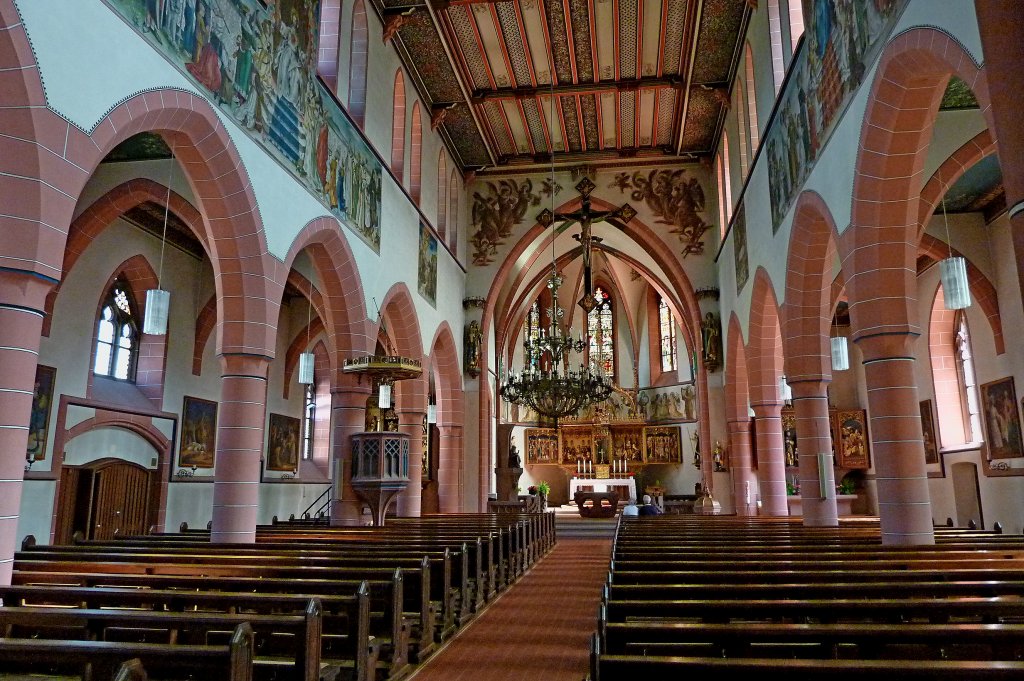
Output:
[{"left": 570, "top": 477, "right": 637, "bottom": 502}]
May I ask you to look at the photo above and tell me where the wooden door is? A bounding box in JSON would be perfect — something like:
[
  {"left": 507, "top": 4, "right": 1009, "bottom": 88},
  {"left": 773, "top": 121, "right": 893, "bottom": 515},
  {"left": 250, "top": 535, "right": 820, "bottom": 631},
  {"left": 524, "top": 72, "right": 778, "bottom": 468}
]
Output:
[{"left": 90, "top": 461, "right": 151, "bottom": 540}]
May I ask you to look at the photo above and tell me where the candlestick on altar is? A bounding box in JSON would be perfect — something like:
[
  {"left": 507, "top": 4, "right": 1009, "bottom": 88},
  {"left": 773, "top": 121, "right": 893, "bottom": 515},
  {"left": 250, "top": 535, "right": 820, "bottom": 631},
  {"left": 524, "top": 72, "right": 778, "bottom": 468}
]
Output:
[{"left": 577, "top": 458, "right": 581, "bottom": 475}]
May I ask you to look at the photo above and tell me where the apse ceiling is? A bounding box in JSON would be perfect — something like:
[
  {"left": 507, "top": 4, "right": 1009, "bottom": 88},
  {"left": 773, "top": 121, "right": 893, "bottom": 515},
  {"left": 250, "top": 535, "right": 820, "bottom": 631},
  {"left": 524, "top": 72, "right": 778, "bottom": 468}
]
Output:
[{"left": 374, "top": 0, "right": 750, "bottom": 172}]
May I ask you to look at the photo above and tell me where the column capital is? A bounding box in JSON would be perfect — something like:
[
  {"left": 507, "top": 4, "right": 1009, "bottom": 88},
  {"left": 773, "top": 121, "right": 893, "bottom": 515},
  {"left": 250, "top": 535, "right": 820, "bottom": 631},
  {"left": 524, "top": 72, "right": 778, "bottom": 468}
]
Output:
[
  {"left": 750, "top": 402, "right": 783, "bottom": 419},
  {"left": 790, "top": 378, "right": 830, "bottom": 401},
  {"left": 853, "top": 331, "right": 918, "bottom": 363},
  {"left": 0, "top": 268, "right": 56, "bottom": 312},
  {"left": 218, "top": 353, "right": 271, "bottom": 378}
]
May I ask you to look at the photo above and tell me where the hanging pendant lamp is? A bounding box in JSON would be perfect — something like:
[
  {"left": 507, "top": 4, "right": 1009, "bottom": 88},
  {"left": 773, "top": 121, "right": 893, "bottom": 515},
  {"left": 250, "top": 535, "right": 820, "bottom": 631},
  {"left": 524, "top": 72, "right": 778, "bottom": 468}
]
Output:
[
  {"left": 939, "top": 197, "right": 971, "bottom": 310},
  {"left": 778, "top": 376, "right": 792, "bottom": 402},
  {"left": 143, "top": 144, "right": 174, "bottom": 335},
  {"left": 830, "top": 336, "right": 850, "bottom": 372}
]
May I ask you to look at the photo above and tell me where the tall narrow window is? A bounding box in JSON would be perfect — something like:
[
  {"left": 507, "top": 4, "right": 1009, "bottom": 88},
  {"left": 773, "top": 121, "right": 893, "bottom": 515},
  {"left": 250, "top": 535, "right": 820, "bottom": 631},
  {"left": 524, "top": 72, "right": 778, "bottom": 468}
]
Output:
[
  {"left": 302, "top": 383, "right": 316, "bottom": 460},
  {"left": 94, "top": 280, "right": 139, "bottom": 381},
  {"left": 348, "top": 0, "right": 369, "bottom": 127},
  {"left": 767, "top": 0, "right": 786, "bottom": 92},
  {"left": 955, "top": 312, "right": 983, "bottom": 443},
  {"left": 391, "top": 71, "right": 406, "bottom": 181},
  {"left": 449, "top": 170, "right": 460, "bottom": 254},
  {"left": 410, "top": 103, "right": 422, "bottom": 202},
  {"left": 524, "top": 301, "right": 540, "bottom": 346},
  {"left": 735, "top": 82, "right": 749, "bottom": 179},
  {"left": 715, "top": 153, "right": 727, "bottom": 239},
  {"left": 659, "top": 296, "right": 677, "bottom": 373},
  {"left": 788, "top": 0, "right": 805, "bottom": 52},
  {"left": 437, "top": 152, "right": 448, "bottom": 241},
  {"left": 588, "top": 287, "right": 614, "bottom": 380},
  {"left": 744, "top": 43, "right": 760, "bottom": 160},
  {"left": 722, "top": 131, "right": 733, "bottom": 221}
]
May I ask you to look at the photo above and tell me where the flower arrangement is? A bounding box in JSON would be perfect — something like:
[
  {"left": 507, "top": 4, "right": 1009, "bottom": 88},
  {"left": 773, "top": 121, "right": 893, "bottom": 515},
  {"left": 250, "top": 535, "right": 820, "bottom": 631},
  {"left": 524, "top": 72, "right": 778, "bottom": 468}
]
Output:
[
  {"left": 528, "top": 481, "right": 550, "bottom": 496},
  {"left": 786, "top": 481, "right": 800, "bottom": 495}
]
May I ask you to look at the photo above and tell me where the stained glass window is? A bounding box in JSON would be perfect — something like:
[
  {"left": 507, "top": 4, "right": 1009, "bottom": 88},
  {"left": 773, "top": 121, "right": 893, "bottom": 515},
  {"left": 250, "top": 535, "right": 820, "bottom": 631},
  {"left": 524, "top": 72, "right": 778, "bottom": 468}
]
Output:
[
  {"left": 659, "top": 296, "right": 677, "bottom": 373},
  {"left": 588, "top": 287, "right": 614, "bottom": 380},
  {"left": 94, "top": 280, "right": 138, "bottom": 381}
]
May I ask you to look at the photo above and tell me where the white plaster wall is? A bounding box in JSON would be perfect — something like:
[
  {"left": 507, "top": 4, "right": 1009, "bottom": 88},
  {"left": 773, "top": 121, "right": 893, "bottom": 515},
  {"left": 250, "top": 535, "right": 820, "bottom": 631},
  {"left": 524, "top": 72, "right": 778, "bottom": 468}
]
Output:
[
  {"left": 64, "top": 428, "right": 159, "bottom": 469},
  {"left": 16, "top": 481, "right": 57, "bottom": 547}
]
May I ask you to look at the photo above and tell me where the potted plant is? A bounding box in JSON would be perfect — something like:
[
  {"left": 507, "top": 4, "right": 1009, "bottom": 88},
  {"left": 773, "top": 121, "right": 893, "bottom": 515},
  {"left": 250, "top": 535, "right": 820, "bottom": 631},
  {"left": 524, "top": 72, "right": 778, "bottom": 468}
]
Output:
[{"left": 535, "top": 481, "right": 550, "bottom": 511}]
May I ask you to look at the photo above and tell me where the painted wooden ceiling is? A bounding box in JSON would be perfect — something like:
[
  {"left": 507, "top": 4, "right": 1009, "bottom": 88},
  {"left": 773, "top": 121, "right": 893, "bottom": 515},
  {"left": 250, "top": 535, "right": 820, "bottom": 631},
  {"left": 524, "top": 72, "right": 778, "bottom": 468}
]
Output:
[{"left": 374, "top": 0, "right": 750, "bottom": 171}]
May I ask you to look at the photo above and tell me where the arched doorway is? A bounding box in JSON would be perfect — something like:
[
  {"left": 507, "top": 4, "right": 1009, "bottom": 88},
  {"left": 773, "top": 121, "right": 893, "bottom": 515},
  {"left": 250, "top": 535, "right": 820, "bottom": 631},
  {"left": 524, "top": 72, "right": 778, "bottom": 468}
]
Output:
[{"left": 55, "top": 458, "right": 159, "bottom": 542}]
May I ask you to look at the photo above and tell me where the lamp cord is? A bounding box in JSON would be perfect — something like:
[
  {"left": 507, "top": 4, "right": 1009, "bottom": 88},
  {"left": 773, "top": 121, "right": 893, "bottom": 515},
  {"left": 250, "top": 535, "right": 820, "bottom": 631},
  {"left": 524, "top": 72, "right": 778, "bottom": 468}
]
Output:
[
  {"left": 157, "top": 141, "right": 174, "bottom": 289},
  {"left": 941, "top": 195, "right": 953, "bottom": 259}
]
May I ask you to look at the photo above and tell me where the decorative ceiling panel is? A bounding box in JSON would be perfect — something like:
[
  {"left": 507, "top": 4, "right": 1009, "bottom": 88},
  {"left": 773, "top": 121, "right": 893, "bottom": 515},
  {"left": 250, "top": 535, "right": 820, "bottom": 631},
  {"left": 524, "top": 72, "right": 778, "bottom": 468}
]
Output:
[
  {"left": 656, "top": 89, "right": 676, "bottom": 146},
  {"left": 581, "top": 94, "right": 601, "bottom": 151},
  {"left": 661, "top": 0, "right": 687, "bottom": 74},
  {"left": 568, "top": 0, "right": 595, "bottom": 82},
  {"left": 618, "top": 0, "right": 639, "bottom": 80},
  {"left": 561, "top": 95, "right": 584, "bottom": 152},
  {"left": 495, "top": 2, "right": 535, "bottom": 87},
  {"left": 448, "top": 5, "right": 493, "bottom": 89},
  {"left": 544, "top": 0, "right": 575, "bottom": 83},
  {"left": 378, "top": 0, "right": 748, "bottom": 171}
]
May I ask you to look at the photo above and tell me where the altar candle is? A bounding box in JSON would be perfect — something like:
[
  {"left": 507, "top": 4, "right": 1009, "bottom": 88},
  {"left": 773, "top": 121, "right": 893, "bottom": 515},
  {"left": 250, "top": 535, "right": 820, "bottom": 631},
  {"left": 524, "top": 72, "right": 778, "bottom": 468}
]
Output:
[{"left": 577, "top": 458, "right": 581, "bottom": 475}]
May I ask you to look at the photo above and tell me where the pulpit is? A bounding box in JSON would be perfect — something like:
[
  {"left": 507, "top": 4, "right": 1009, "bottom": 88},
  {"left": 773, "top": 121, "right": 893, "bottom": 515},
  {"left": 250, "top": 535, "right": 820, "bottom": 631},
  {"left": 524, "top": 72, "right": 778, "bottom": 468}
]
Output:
[{"left": 350, "top": 431, "right": 410, "bottom": 526}]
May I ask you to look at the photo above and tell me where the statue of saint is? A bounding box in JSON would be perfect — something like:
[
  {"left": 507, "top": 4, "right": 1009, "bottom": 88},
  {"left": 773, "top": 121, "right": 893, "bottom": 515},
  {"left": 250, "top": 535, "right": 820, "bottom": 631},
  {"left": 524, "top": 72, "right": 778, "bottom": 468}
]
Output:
[
  {"left": 701, "top": 312, "right": 721, "bottom": 372},
  {"left": 508, "top": 443, "right": 521, "bottom": 469},
  {"left": 465, "top": 320, "right": 482, "bottom": 378}
]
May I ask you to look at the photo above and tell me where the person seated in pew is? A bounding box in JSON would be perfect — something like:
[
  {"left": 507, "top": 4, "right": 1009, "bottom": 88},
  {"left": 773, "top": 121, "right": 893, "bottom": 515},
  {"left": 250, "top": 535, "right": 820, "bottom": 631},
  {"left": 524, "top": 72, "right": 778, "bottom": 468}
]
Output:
[
  {"left": 638, "top": 494, "right": 663, "bottom": 516},
  {"left": 621, "top": 497, "right": 639, "bottom": 517}
]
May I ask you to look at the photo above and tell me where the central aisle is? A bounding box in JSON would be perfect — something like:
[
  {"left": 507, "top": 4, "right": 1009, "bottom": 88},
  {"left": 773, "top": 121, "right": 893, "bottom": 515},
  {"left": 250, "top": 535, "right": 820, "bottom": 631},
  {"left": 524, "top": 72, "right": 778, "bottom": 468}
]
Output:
[{"left": 408, "top": 536, "right": 613, "bottom": 681}]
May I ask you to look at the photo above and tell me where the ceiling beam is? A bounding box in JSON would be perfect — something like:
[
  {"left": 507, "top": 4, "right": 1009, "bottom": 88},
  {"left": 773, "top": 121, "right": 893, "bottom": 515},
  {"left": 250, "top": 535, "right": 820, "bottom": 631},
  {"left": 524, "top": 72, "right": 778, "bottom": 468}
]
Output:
[{"left": 470, "top": 76, "right": 687, "bottom": 103}]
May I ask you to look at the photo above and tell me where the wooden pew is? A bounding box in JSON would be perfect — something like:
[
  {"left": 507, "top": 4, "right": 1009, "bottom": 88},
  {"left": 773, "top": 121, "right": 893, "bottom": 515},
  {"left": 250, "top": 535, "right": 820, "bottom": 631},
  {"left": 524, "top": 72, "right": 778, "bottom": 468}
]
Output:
[
  {"left": 4, "top": 574, "right": 391, "bottom": 681},
  {"left": 0, "top": 621, "right": 254, "bottom": 681},
  {"left": 0, "top": 599, "right": 320, "bottom": 681}
]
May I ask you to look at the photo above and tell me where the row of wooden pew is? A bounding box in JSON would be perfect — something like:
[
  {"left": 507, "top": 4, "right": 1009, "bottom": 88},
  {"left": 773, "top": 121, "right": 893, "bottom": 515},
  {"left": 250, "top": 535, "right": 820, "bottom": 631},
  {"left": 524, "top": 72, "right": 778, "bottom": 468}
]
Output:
[
  {"left": 0, "top": 512, "right": 555, "bottom": 680},
  {"left": 590, "top": 515, "right": 1024, "bottom": 680}
]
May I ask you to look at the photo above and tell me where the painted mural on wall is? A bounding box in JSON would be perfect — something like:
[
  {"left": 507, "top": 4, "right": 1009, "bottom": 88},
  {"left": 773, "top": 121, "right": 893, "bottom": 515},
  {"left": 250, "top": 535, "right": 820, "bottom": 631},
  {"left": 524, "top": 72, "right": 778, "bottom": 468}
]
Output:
[
  {"left": 418, "top": 222, "right": 438, "bottom": 305},
  {"left": 609, "top": 169, "right": 710, "bottom": 257},
  {"left": 638, "top": 383, "right": 697, "bottom": 423},
  {"left": 470, "top": 179, "right": 543, "bottom": 265},
  {"left": 767, "top": 0, "right": 908, "bottom": 232},
  {"left": 733, "top": 201, "right": 748, "bottom": 294},
  {"left": 104, "top": 0, "right": 383, "bottom": 250}
]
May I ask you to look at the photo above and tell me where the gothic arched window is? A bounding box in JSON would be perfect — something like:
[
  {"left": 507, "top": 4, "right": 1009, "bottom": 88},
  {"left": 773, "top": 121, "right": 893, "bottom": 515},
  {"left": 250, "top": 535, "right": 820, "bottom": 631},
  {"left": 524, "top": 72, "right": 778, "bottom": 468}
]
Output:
[
  {"left": 94, "top": 280, "right": 139, "bottom": 381},
  {"left": 588, "top": 287, "right": 615, "bottom": 380},
  {"left": 659, "top": 296, "right": 677, "bottom": 373}
]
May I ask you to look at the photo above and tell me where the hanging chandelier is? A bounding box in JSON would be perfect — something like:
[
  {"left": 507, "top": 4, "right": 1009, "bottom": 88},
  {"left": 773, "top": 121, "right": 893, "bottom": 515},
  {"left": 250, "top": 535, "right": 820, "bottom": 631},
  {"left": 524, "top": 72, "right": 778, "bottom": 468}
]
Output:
[{"left": 500, "top": 271, "right": 613, "bottom": 421}]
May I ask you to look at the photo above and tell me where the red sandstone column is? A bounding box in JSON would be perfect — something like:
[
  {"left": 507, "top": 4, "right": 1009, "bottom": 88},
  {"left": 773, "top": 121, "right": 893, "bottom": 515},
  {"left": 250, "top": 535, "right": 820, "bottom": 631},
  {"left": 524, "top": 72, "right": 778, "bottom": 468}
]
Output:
[
  {"left": 437, "top": 424, "right": 464, "bottom": 512},
  {"left": 751, "top": 402, "right": 789, "bottom": 516},
  {"left": 330, "top": 385, "right": 371, "bottom": 525},
  {"left": 974, "top": 2, "right": 1024, "bottom": 314},
  {"left": 396, "top": 407, "right": 425, "bottom": 517},
  {"left": 856, "top": 333, "right": 934, "bottom": 545},
  {"left": 210, "top": 354, "right": 270, "bottom": 544},
  {"left": 727, "top": 418, "right": 757, "bottom": 516},
  {"left": 0, "top": 271, "right": 53, "bottom": 585},
  {"left": 791, "top": 380, "right": 839, "bottom": 527}
]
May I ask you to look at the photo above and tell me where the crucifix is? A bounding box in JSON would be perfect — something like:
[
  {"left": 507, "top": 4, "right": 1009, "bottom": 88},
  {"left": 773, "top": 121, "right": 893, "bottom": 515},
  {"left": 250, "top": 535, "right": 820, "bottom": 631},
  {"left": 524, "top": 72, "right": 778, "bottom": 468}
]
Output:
[{"left": 537, "top": 178, "right": 637, "bottom": 314}]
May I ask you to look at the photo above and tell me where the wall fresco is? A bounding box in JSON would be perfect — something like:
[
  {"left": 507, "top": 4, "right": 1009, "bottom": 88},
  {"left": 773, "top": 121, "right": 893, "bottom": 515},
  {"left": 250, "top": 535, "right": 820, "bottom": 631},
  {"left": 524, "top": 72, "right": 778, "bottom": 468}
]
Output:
[
  {"left": 105, "top": 0, "right": 383, "bottom": 251},
  {"left": 767, "top": 0, "right": 908, "bottom": 233}
]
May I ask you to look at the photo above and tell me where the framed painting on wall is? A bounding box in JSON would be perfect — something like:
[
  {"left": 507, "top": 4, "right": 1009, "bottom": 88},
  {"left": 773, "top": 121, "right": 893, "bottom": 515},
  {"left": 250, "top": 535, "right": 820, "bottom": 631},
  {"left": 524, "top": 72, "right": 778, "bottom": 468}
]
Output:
[
  {"left": 980, "top": 377, "right": 1024, "bottom": 460},
  {"left": 267, "top": 413, "right": 301, "bottom": 472},
  {"left": 835, "top": 410, "right": 870, "bottom": 469},
  {"left": 920, "top": 399, "right": 940, "bottom": 465},
  {"left": 27, "top": 364, "right": 56, "bottom": 463},
  {"left": 644, "top": 426, "right": 682, "bottom": 463},
  {"left": 560, "top": 427, "right": 594, "bottom": 465},
  {"left": 179, "top": 396, "right": 217, "bottom": 469},
  {"left": 524, "top": 428, "right": 559, "bottom": 465}
]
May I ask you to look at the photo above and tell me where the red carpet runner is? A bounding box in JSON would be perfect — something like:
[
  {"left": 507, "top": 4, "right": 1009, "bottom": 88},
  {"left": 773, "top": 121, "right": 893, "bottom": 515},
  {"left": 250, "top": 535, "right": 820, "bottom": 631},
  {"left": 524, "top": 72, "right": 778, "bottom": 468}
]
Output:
[{"left": 409, "top": 538, "right": 612, "bottom": 681}]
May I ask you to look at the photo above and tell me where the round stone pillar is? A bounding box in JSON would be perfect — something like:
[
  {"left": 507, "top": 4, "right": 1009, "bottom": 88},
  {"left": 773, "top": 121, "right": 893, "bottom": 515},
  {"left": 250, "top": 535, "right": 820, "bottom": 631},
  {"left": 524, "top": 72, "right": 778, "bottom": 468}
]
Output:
[
  {"left": 210, "top": 354, "right": 270, "bottom": 544},
  {"left": 0, "top": 270, "right": 53, "bottom": 584},
  {"left": 790, "top": 380, "right": 839, "bottom": 527},
  {"left": 330, "top": 384, "right": 372, "bottom": 525},
  {"left": 855, "top": 333, "right": 934, "bottom": 545},
  {"left": 437, "top": 424, "right": 464, "bottom": 512},
  {"left": 751, "top": 402, "right": 788, "bottom": 516},
  {"left": 396, "top": 407, "right": 425, "bottom": 517},
  {"left": 727, "top": 417, "right": 757, "bottom": 516}
]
